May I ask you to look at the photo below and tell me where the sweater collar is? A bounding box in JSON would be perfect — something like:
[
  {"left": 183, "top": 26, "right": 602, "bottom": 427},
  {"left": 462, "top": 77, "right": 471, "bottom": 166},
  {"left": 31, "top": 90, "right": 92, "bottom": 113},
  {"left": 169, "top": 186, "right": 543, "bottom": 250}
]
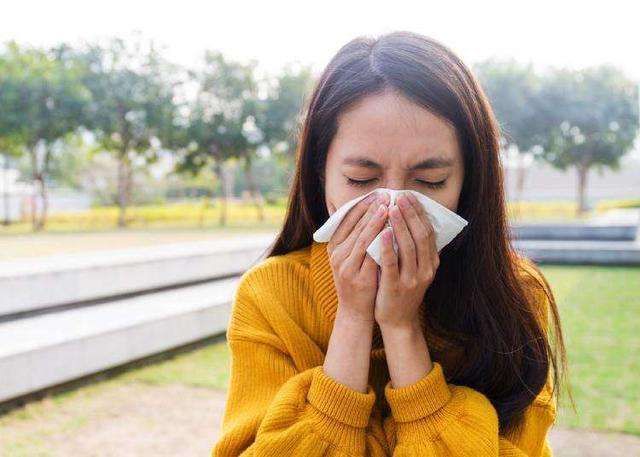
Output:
[{"left": 310, "top": 240, "right": 386, "bottom": 359}]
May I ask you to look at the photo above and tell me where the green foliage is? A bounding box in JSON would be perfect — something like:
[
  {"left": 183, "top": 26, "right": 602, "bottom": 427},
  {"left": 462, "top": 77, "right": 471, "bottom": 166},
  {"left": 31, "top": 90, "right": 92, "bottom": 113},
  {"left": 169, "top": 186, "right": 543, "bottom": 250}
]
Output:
[
  {"left": 173, "top": 51, "right": 260, "bottom": 176},
  {"left": 74, "top": 35, "right": 180, "bottom": 160},
  {"left": 474, "top": 58, "right": 546, "bottom": 152},
  {"left": 536, "top": 66, "right": 639, "bottom": 171},
  {"left": 0, "top": 41, "right": 89, "bottom": 151},
  {"left": 476, "top": 59, "right": 639, "bottom": 171},
  {"left": 255, "top": 62, "right": 314, "bottom": 157}
]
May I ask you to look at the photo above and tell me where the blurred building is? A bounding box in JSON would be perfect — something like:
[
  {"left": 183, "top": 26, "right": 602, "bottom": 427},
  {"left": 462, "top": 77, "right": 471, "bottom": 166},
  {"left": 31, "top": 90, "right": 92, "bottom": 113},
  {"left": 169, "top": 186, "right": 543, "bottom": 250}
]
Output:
[{"left": 0, "top": 167, "right": 91, "bottom": 223}]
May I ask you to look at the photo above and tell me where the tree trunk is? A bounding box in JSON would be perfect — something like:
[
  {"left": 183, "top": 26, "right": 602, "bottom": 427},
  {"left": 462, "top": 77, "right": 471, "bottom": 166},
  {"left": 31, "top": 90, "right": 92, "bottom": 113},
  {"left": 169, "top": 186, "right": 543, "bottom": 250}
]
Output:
[
  {"left": 29, "top": 147, "right": 37, "bottom": 231},
  {"left": 117, "top": 150, "right": 131, "bottom": 228},
  {"left": 243, "top": 153, "right": 265, "bottom": 222},
  {"left": 2, "top": 153, "right": 10, "bottom": 226},
  {"left": 576, "top": 163, "right": 589, "bottom": 216},
  {"left": 198, "top": 194, "right": 210, "bottom": 228},
  {"left": 36, "top": 174, "right": 49, "bottom": 231},
  {"left": 213, "top": 160, "right": 227, "bottom": 227}
]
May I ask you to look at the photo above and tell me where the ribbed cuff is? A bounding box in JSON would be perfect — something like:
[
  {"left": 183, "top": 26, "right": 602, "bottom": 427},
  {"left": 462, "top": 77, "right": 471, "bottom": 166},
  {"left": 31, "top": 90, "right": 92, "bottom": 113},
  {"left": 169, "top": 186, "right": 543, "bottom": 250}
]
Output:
[
  {"left": 307, "top": 365, "right": 376, "bottom": 428},
  {"left": 384, "top": 362, "right": 452, "bottom": 422}
]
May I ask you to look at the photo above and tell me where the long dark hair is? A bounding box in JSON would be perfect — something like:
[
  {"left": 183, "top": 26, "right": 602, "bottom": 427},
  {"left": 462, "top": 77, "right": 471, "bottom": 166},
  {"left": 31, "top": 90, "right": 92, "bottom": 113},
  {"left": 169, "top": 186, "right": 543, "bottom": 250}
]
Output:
[{"left": 263, "top": 30, "right": 568, "bottom": 435}]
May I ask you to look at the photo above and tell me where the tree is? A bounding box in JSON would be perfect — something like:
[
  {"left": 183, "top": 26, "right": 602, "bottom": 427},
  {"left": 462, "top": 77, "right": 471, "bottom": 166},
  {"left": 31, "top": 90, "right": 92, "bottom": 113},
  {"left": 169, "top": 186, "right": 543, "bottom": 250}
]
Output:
[
  {"left": 254, "top": 62, "right": 313, "bottom": 197},
  {"left": 255, "top": 62, "right": 313, "bottom": 157},
  {"left": 537, "top": 66, "right": 639, "bottom": 214},
  {"left": 77, "top": 34, "right": 180, "bottom": 227},
  {"left": 0, "top": 41, "right": 89, "bottom": 230},
  {"left": 175, "top": 51, "right": 260, "bottom": 225},
  {"left": 474, "top": 59, "right": 545, "bottom": 210}
]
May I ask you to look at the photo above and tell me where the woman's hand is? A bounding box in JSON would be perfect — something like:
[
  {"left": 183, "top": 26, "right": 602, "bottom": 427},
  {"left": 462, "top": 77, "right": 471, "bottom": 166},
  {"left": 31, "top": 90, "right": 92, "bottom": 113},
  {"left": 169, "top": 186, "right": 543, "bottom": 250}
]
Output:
[
  {"left": 323, "top": 190, "right": 390, "bottom": 392},
  {"left": 327, "top": 190, "right": 390, "bottom": 323},
  {"left": 374, "top": 191, "right": 440, "bottom": 329}
]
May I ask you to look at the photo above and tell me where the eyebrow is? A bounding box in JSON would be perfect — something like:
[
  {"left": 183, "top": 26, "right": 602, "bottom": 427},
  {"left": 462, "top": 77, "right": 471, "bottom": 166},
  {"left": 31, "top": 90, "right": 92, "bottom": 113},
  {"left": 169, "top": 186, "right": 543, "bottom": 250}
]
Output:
[{"left": 342, "top": 155, "right": 454, "bottom": 170}]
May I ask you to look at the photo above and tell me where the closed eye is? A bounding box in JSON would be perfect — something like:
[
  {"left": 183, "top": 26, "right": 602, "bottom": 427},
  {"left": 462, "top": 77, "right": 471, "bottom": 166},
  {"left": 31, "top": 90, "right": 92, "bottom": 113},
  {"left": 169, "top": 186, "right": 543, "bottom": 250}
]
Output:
[{"left": 346, "top": 177, "right": 447, "bottom": 190}]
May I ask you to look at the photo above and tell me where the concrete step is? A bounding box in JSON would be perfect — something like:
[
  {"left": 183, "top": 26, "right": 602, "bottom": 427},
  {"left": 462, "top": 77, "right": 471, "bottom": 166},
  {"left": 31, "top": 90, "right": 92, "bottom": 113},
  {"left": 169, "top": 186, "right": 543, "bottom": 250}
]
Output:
[
  {"left": 511, "top": 223, "right": 638, "bottom": 241},
  {"left": 0, "top": 233, "right": 275, "bottom": 317},
  {"left": 513, "top": 239, "right": 640, "bottom": 265},
  {"left": 0, "top": 277, "right": 238, "bottom": 403}
]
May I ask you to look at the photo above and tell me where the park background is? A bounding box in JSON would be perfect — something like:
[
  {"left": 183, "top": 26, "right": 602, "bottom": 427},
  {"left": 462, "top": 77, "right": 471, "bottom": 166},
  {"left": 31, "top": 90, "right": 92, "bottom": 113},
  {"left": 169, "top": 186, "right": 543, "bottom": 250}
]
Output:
[{"left": 0, "top": 1, "right": 639, "bottom": 456}]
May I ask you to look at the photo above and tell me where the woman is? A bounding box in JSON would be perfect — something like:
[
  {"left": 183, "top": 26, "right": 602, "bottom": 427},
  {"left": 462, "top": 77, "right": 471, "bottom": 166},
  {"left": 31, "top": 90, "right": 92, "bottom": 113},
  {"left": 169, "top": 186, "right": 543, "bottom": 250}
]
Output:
[{"left": 212, "top": 30, "right": 568, "bottom": 456}]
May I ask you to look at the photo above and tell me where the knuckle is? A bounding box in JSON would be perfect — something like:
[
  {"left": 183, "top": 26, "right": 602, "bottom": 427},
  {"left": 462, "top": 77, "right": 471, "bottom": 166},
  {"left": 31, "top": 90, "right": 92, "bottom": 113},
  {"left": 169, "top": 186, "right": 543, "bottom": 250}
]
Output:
[
  {"left": 329, "top": 249, "right": 343, "bottom": 267},
  {"left": 404, "top": 277, "right": 418, "bottom": 289},
  {"left": 337, "top": 265, "right": 350, "bottom": 282},
  {"left": 382, "top": 257, "right": 396, "bottom": 268},
  {"left": 355, "top": 236, "right": 368, "bottom": 251}
]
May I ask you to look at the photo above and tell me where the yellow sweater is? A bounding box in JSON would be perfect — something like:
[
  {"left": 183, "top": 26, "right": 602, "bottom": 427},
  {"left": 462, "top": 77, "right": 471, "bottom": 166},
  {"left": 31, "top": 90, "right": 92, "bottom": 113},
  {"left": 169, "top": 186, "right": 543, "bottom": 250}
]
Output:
[{"left": 212, "top": 240, "right": 556, "bottom": 456}]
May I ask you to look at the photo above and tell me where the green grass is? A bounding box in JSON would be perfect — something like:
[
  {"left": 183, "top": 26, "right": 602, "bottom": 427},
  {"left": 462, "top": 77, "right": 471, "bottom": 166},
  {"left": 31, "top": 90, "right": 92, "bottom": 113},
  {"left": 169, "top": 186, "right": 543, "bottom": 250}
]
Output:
[
  {"left": 543, "top": 265, "right": 640, "bottom": 434},
  {"left": 114, "top": 339, "right": 231, "bottom": 390},
  {"left": 0, "top": 265, "right": 638, "bottom": 440}
]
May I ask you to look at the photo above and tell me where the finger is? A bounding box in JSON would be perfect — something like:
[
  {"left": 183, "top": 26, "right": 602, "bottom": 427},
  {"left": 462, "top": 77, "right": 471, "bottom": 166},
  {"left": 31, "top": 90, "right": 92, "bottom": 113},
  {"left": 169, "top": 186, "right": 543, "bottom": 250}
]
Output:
[
  {"left": 361, "top": 248, "right": 379, "bottom": 281},
  {"left": 388, "top": 202, "right": 417, "bottom": 278},
  {"left": 341, "top": 195, "right": 381, "bottom": 247},
  {"left": 329, "top": 191, "right": 379, "bottom": 247},
  {"left": 396, "top": 192, "right": 430, "bottom": 273},
  {"left": 380, "top": 226, "right": 399, "bottom": 284},
  {"left": 341, "top": 191, "right": 389, "bottom": 252},
  {"left": 406, "top": 192, "right": 440, "bottom": 269},
  {"left": 406, "top": 192, "right": 433, "bottom": 235},
  {"left": 347, "top": 198, "right": 390, "bottom": 269}
]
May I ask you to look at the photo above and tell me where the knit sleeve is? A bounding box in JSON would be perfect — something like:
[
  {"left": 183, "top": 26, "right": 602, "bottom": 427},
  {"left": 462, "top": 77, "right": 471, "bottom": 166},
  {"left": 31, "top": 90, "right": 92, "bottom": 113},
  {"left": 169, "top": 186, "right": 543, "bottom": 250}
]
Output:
[
  {"left": 381, "top": 362, "right": 556, "bottom": 456},
  {"left": 211, "top": 269, "right": 378, "bottom": 456}
]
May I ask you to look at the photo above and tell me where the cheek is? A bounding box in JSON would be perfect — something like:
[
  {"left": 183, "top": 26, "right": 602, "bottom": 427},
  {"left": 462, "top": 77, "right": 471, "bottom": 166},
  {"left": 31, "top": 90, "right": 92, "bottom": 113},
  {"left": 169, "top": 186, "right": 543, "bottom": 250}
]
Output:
[{"left": 445, "top": 174, "right": 464, "bottom": 212}]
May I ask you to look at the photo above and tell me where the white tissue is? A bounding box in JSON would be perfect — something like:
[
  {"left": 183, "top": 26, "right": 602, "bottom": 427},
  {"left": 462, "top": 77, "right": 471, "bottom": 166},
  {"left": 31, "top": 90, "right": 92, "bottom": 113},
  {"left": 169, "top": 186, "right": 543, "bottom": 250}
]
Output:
[{"left": 313, "top": 187, "right": 468, "bottom": 266}]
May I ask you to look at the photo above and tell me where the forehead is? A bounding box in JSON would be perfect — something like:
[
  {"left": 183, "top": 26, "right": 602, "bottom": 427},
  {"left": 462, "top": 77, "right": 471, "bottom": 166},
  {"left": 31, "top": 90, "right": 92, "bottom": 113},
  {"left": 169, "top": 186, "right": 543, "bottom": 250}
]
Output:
[{"left": 330, "top": 89, "right": 461, "bottom": 164}]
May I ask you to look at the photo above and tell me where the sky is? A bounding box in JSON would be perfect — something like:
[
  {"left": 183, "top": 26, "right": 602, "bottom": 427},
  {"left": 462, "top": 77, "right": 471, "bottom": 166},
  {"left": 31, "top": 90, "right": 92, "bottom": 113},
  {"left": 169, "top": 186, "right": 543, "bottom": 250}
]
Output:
[{"left": 1, "top": 0, "right": 639, "bottom": 80}]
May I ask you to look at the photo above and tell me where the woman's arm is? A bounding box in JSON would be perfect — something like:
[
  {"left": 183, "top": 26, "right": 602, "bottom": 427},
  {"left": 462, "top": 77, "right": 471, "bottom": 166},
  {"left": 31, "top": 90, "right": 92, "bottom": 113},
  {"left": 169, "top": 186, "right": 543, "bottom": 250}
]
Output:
[
  {"left": 323, "top": 306, "right": 375, "bottom": 393},
  {"left": 380, "top": 321, "right": 432, "bottom": 389},
  {"left": 214, "top": 194, "right": 396, "bottom": 455},
  {"left": 380, "top": 354, "right": 555, "bottom": 456},
  {"left": 379, "top": 285, "right": 556, "bottom": 456},
  {"left": 212, "top": 272, "right": 385, "bottom": 456}
]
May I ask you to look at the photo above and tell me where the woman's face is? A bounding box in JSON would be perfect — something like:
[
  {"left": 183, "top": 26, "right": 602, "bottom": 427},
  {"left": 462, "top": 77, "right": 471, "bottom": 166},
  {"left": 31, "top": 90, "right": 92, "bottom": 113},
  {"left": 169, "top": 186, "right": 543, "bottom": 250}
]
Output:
[{"left": 324, "top": 88, "right": 465, "bottom": 216}]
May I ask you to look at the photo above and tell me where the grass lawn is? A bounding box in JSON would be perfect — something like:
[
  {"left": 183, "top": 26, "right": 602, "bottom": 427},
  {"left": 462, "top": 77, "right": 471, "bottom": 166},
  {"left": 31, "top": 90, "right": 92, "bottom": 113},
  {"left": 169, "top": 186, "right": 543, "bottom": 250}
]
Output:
[
  {"left": 544, "top": 265, "right": 640, "bottom": 434},
  {"left": 0, "top": 265, "right": 638, "bottom": 456}
]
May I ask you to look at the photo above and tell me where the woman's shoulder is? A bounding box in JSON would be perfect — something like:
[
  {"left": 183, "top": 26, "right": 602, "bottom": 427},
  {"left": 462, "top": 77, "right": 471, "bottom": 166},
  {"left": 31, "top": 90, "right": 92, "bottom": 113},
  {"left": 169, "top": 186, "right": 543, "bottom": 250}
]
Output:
[
  {"left": 228, "top": 243, "right": 314, "bottom": 335},
  {"left": 238, "top": 243, "right": 313, "bottom": 292}
]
